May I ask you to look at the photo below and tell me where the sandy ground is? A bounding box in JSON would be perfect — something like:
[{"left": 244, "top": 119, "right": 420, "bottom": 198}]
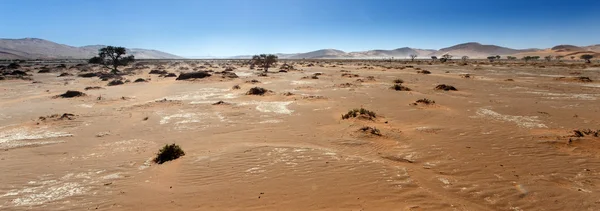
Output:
[{"left": 1, "top": 60, "right": 600, "bottom": 210}]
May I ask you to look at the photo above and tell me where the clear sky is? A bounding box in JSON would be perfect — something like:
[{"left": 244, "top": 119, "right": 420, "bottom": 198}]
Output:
[{"left": 1, "top": 0, "right": 599, "bottom": 57}]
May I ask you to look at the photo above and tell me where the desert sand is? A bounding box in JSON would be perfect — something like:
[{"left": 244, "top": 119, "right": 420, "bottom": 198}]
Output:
[{"left": 1, "top": 60, "right": 600, "bottom": 210}]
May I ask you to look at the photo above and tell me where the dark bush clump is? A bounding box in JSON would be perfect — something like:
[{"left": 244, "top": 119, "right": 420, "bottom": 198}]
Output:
[
  {"left": 246, "top": 87, "right": 269, "bottom": 95},
  {"left": 163, "top": 73, "right": 177, "bottom": 77},
  {"left": 7, "top": 63, "right": 20, "bottom": 69},
  {"left": 84, "top": 86, "right": 103, "bottom": 90},
  {"left": 107, "top": 79, "right": 125, "bottom": 86},
  {"left": 38, "top": 68, "right": 51, "bottom": 73},
  {"left": 212, "top": 100, "right": 230, "bottom": 105},
  {"left": 572, "top": 129, "right": 599, "bottom": 137},
  {"left": 149, "top": 69, "right": 168, "bottom": 75},
  {"left": 342, "top": 108, "right": 377, "bottom": 120},
  {"left": 417, "top": 70, "right": 431, "bottom": 74},
  {"left": 232, "top": 84, "right": 241, "bottom": 89},
  {"left": 153, "top": 144, "right": 185, "bottom": 164},
  {"left": 246, "top": 79, "right": 260, "bottom": 84},
  {"left": 391, "top": 84, "right": 411, "bottom": 91},
  {"left": 577, "top": 77, "right": 593, "bottom": 82},
  {"left": 78, "top": 72, "right": 100, "bottom": 78},
  {"left": 56, "top": 90, "right": 86, "bottom": 98},
  {"left": 134, "top": 78, "right": 147, "bottom": 83},
  {"left": 58, "top": 73, "right": 73, "bottom": 77},
  {"left": 434, "top": 84, "right": 457, "bottom": 91},
  {"left": 176, "top": 71, "right": 211, "bottom": 80},
  {"left": 411, "top": 98, "right": 435, "bottom": 105},
  {"left": 7, "top": 70, "right": 28, "bottom": 76},
  {"left": 393, "top": 79, "right": 404, "bottom": 84},
  {"left": 360, "top": 126, "right": 382, "bottom": 136}
]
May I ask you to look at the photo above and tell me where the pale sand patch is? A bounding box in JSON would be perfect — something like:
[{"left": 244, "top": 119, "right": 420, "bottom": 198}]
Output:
[
  {"left": 0, "top": 127, "right": 72, "bottom": 149},
  {"left": 239, "top": 101, "right": 294, "bottom": 114},
  {"left": 474, "top": 108, "right": 547, "bottom": 128},
  {"left": 523, "top": 91, "right": 598, "bottom": 100}
]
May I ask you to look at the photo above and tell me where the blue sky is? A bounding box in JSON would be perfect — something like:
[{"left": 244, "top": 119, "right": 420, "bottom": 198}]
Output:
[{"left": 1, "top": 0, "right": 599, "bottom": 57}]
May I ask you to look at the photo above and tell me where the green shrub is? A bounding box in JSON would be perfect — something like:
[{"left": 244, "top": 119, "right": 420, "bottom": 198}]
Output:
[{"left": 153, "top": 144, "right": 185, "bottom": 164}]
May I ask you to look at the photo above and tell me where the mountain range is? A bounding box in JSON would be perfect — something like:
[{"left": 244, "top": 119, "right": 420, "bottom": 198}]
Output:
[
  {"left": 229, "top": 42, "right": 599, "bottom": 59},
  {"left": 1, "top": 38, "right": 598, "bottom": 60},
  {"left": 0, "top": 38, "right": 184, "bottom": 60}
]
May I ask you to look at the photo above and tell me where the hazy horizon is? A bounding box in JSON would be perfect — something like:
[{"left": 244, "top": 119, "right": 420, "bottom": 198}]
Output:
[{"left": 1, "top": 0, "right": 599, "bottom": 57}]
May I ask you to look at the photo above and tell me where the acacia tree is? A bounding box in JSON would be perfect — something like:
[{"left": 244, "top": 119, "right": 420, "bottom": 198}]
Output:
[
  {"left": 581, "top": 54, "right": 594, "bottom": 63},
  {"left": 522, "top": 56, "right": 532, "bottom": 63},
  {"left": 495, "top": 55, "right": 501, "bottom": 60},
  {"left": 461, "top": 56, "right": 469, "bottom": 62},
  {"left": 88, "top": 46, "right": 135, "bottom": 74},
  {"left": 440, "top": 54, "right": 452, "bottom": 63},
  {"left": 252, "top": 54, "right": 278, "bottom": 72},
  {"left": 487, "top": 56, "right": 496, "bottom": 62},
  {"left": 544, "top": 55, "right": 553, "bottom": 62},
  {"left": 431, "top": 56, "right": 438, "bottom": 61},
  {"left": 409, "top": 54, "right": 418, "bottom": 61},
  {"left": 507, "top": 56, "right": 517, "bottom": 60},
  {"left": 555, "top": 55, "right": 564, "bottom": 61}
]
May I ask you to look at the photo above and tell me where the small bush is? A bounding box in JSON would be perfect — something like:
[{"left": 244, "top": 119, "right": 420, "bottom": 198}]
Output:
[
  {"left": 78, "top": 72, "right": 99, "bottom": 78},
  {"left": 153, "top": 144, "right": 185, "bottom": 164},
  {"left": 393, "top": 79, "right": 404, "bottom": 84},
  {"left": 176, "top": 71, "right": 211, "bottom": 80},
  {"left": 58, "top": 73, "right": 72, "bottom": 77},
  {"left": 246, "top": 87, "right": 269, "bottom": 95},
  {"left": 56, "top": 90, "right": 86, "bottom": 98},
  {"left": 212, "top": 100, "right": 230, "bottom": 105},
  {"left": 246, "top": 79, "right": 260, "bottom": 84},
  {"left": 417, "top": 70, "right": 431, "bottom": 74},
  {"left": 434, "top": 84, "right": 457, "bottom": 91},
  {"left": 411, "top": 98, "right": 435, "bottom": 105},
  {"left": 359, "top": 126, "right": 382, "bottom": 136},
  {"left": 134, "top": 78, "right": 147, "bottom": 83},
  {"left": 232, "top": 84, "right": 241, "bottom": 89},
  {"left": 572, "top": 129, "right": 599, "bottom": 137},
  {"left": 84, "top": 86, "right": 103, "bottom": 90},
  {"left": 391, "top": 84, "right": 411, "bottom": 91},
  {"left": 149, "top": 69, "right": 168, "bottom": 75},
  {"left": 342, "top": 108, "right": 377, "bottom": 120},
  {"left": 107, "top": 79, "right": 125, "bottom": 86}
]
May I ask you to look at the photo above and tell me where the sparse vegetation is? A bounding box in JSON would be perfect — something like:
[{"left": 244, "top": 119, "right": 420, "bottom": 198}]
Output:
[
  {"left": 393, "top": 79, "right": 404, "bottom": 84},
  {"left": 107, "top": 79, "right": 124, "bottom": 86},
  {"left": 246, "top": 87, "right": 269, "bottom": 95},
  {"left": 176, "top": 71, "right": 211, "bottom": 80},
  {"left": 411, "top": 98, "right": 435, "bottom": 105},
  {"left": 417, "top": 70, "right": 431, "bottom": 74},
  {"left": 359, "top": 126, "right": 382, "bottom": 136},
  {"left": 55, "top": 90, "right": 86, "bottom": 98},
  {"left": 434, "top": 84, "right": 457, "bottom": 91},
  {"left": 153, "top": 144, "right": 185, "bottom": 164},
  {"left": 342, "top": 108, "right": 377, "bottom": 120},
  {"left": 391, "top": 84, "right": 411, "bottom": 91},
  {"left": 572, "top": 129, "right": 600, "bottom": 137},
  {"left": 232, "top": 84, "right": 241, "bottom": 89}
]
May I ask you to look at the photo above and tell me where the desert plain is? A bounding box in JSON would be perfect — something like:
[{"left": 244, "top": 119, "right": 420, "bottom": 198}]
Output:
[{"left": 1, "top": 59, "right": 600, "bottom": 211}]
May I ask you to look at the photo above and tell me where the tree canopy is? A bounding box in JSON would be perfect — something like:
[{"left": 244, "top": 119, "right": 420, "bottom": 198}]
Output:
[
  {"left": 252, "top": 54, "right": 278, "bottom": 72},
  {"left": 88, "top": 46, "right": 135, "bottom": 74}
]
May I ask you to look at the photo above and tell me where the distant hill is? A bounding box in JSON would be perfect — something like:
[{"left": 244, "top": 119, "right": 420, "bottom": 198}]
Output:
[
  {"left": 0, "top": 38, "right": 184, "bottom": 59},
  {"left": 431, "top": 42, "right": 532, "bottom": 58}
]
